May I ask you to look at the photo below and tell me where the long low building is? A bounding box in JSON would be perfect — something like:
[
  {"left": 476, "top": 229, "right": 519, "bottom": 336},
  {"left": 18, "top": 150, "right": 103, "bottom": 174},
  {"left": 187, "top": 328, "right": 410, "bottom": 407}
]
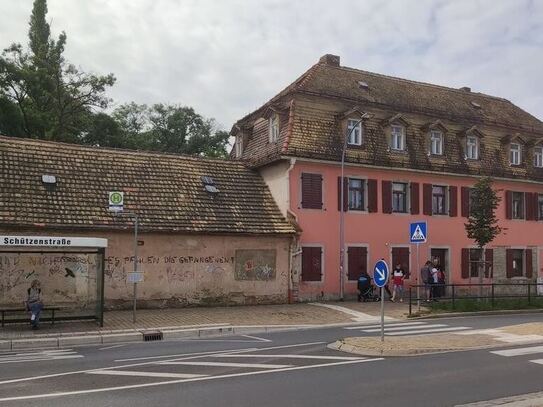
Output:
[{"left": 0, "top": 136, "right": 295, "bottom": 312}]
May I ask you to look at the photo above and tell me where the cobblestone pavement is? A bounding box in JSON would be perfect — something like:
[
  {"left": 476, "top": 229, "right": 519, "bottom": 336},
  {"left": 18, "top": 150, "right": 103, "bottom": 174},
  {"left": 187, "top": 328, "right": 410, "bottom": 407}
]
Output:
[{"left": 1, "top": 301, "right": 404, "bottom": 339}]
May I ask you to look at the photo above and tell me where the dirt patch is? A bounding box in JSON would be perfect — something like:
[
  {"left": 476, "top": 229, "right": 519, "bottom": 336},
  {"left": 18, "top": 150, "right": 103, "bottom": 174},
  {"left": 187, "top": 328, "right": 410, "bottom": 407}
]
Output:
[
  {"left": 333, "top": 334, "right": 499, "bottom": 356},
  {"left": 500, "top": 323, "right": 543, "bottom": 336}
]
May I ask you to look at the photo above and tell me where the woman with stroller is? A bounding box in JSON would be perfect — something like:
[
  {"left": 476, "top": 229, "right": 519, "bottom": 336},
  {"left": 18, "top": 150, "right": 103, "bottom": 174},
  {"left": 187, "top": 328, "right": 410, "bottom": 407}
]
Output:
[{"left": 357, "top": 267, "right": 379, "bottom": 302}]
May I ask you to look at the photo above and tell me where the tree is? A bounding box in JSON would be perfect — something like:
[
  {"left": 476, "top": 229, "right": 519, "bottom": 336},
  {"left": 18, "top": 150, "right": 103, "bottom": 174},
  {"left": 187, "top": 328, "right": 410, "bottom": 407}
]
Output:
[
  {"left": 464, "top": 177, "right": 503, "bottom": 297},
  {"left": 0, "top": 0, "right": 115, "bottom": 142}
]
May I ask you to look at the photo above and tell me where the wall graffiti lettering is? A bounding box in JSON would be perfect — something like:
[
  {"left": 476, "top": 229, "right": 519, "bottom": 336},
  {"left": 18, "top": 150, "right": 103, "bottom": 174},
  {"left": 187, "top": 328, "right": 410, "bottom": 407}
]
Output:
[{"left": 234, "top": 250, "right": 276, "bottom": 281}]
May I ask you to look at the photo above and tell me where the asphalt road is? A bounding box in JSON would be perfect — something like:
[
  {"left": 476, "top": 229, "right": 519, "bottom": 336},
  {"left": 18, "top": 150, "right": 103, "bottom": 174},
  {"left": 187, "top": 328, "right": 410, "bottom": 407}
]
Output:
[{"left": 0, "top": 313, "right": 542, "bottom": 406}]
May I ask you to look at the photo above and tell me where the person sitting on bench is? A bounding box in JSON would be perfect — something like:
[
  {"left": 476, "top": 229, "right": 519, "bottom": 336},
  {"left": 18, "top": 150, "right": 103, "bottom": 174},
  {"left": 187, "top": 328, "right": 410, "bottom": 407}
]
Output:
[{"left": 26, "top": 279, "right": 43, "bottom": 330}]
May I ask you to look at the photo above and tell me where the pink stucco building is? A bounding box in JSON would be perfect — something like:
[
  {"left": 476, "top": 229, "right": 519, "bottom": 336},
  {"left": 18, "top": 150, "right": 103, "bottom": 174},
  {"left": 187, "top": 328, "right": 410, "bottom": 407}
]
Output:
[{"left": 232, "top": 54, "right": 543, "bottom": 301}]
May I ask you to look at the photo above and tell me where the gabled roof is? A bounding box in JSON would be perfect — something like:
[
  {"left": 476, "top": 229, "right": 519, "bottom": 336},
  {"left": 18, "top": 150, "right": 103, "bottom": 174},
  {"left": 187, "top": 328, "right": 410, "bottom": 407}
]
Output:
[{"left": 0, "top": 136, "right": 294, "bottom": 235}]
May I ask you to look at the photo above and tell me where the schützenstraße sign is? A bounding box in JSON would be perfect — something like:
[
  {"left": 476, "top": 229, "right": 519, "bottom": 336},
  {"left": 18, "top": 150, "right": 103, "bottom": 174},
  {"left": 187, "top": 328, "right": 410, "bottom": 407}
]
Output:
[{"left": 1, "top": 236, "right": 108, "bottom": 248}]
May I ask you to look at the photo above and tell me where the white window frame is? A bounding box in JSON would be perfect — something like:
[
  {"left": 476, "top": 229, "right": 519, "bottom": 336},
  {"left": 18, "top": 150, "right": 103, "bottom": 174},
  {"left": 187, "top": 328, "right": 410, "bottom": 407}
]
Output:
[
  {"left": 391, "top": 125, "right": 405, "bottom": 151},
  {"left": 534, "top": 146, "right": 543, "bottom": 168},
  {"left": 235, "top": 136, "right": 243, "bottom": 158},
  {"left": 510, "top": 143, "right": 521, "bottom": 166},
  {"left": 392, "top": 181, "right": 409, "bottom": 213},
  {"left": 347, "top": 119, "right": 363, "bottom": 146},
  {"left": 430, "top": 130, "right": 443, "bottom": 155},
  {"left": 269, "top": 114, "right": 279, "bottom": 143},
  {"left": 432, "top": 184, "right": 448, "bottom": 215},
  {"left": 347, "top": 177, "right": 366, "bottom": 211},
  {"left": 466, "top": 136, "right": 479, "bottom": 160}
]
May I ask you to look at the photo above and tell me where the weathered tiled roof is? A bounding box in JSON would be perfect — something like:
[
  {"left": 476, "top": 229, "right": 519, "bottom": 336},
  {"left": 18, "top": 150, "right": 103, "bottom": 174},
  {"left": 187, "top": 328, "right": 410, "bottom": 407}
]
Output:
[
  {"left": 234, "top": 55, "right": 543, "bottom": 181},
  {"left": 0, "top": 136, "right": 295, "bottom": 234}
]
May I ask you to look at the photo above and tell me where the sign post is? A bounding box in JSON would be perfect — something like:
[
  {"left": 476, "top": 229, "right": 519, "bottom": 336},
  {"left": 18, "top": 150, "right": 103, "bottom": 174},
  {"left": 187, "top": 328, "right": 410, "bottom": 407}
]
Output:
[
  {"left": 109, "top": 191, "right": 139, "bottom": 323},
  {"left": 373, "top": 259, "right": 389, "bottom": 343},
  {"left": 410, "top": 221, "right": 428, "bottom": 313}
]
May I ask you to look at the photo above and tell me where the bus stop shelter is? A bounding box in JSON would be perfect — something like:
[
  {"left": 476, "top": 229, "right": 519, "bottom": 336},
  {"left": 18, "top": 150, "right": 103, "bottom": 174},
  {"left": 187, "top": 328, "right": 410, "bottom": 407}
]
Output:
[{"left": 0, "top": 235, "right": 107, "bottom": 326}]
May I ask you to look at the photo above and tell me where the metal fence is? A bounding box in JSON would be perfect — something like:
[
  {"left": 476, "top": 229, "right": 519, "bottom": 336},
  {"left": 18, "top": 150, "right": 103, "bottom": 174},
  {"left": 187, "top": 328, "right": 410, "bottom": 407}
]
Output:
[{"left": 408, "top": 283, "right": 543, "bottom": 316}]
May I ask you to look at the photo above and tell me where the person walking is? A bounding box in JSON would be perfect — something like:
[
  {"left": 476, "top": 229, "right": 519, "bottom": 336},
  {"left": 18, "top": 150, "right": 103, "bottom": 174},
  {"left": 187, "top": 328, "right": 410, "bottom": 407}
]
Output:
[
  {"left": 420, "top": 261, "right": 432, "bottom": 302},
  {"left": 391, "top": 263, "right": 405, "bottom": 302},
  {"left": 26, "top": 279, "right": 43, "bottom": 330}
]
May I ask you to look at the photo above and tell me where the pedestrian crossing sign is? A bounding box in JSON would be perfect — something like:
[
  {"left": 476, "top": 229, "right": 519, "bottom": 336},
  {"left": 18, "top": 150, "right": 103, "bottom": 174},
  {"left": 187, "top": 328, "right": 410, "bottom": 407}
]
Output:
[{"left": 410, "top": 221, "right": 427, "bottom": 243}]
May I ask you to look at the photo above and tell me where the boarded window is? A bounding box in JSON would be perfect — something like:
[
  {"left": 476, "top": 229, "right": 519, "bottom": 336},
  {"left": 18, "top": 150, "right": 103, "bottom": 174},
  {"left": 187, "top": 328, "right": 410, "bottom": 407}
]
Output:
[
  {"left": 301, "top": 246, "right": 322, "bottom": 281},
  {"left": 347, "top": 246, "right": 368, "bottom": 281},
  {"left": 301, "top": 173, "right": 323, "bottom": 209},
  {"left": 391, "top": 247, "right": 410, "bottom": 279}
]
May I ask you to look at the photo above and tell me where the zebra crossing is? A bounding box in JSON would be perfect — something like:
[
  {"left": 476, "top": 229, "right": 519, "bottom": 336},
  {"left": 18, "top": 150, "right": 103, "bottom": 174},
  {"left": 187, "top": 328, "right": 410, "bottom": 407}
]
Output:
[
  {"left": 490, "top": 345, "right": 543, "bottom": 367},
  {"left": 344, "top": 321, "right": 472, "bottom": 336},
  {"left": 0, "top": 348, "right": 83, "bottom": 364}
]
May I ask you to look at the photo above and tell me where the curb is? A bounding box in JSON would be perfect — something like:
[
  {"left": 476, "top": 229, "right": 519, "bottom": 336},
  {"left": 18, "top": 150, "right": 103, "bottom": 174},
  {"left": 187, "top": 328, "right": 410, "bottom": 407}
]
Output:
[{"left": 410, "top": 308, "right": 543, "bottom": 320}]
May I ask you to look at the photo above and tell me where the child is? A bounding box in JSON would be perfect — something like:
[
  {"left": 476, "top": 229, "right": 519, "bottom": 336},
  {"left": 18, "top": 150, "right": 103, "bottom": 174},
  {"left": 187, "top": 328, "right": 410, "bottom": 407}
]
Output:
[{"left": 391, "top": 263, "right": 405, "bottom": 302}]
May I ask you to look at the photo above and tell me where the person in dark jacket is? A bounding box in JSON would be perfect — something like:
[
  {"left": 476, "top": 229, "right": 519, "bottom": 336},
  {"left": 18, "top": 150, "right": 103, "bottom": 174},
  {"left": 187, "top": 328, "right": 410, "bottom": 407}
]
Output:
[
  {"left": 420, "top": 261, "right": 432, "bottom": 302},
  {"left": 26, "top": 279, "right": 43, "bottom": 330}
]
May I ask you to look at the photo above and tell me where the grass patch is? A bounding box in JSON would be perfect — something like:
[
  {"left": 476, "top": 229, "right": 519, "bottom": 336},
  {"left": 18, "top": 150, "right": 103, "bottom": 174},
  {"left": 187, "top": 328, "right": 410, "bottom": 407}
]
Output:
[{"left": 428, "top": 298, "right": 543, "bottom": 313}]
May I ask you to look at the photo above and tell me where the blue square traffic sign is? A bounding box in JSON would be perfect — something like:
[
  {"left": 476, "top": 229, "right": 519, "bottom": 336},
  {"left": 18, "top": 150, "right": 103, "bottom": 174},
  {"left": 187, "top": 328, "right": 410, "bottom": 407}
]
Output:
[{"left": 410, "top": 221, "right": 427, "bottom": 243}]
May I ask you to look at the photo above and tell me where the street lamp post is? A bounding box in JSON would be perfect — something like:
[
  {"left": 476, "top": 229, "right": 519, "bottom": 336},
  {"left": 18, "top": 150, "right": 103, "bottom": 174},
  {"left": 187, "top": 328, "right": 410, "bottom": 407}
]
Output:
[{"left": 339, "top": 117, "right": 366, "bottom": 301}]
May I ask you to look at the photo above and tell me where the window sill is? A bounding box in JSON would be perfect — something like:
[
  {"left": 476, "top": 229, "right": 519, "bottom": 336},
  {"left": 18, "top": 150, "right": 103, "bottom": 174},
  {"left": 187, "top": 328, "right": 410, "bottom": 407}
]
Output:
[
  {"left": 347, "top": 144, "right": 365, "bottom": 150},
  {"left": 392, "top": 211, "right": 410, "bottom": 215},
  {"left": 346, "top": 210, "right": 368, "bottom": 215}
]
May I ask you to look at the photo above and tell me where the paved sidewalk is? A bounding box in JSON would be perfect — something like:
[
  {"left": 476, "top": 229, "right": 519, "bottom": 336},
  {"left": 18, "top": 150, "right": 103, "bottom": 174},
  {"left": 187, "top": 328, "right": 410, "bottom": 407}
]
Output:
[{"left": 0, "top": 301, "right": 410, "bottom": 340}]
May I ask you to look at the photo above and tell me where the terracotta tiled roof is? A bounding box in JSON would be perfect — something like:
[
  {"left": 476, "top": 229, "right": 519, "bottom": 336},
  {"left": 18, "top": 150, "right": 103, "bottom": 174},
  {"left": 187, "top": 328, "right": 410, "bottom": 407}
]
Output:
[
  {"left": 234, "top": 55, "right": 543, "bottom": 181},
  {"left": 0, "top": 136, "right": 295, "bottom": 234}
]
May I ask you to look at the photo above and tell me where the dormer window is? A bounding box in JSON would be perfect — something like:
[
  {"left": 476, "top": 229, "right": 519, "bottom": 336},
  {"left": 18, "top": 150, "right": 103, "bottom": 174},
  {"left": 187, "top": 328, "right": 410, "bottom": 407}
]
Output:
[
  {"left": 466, "top": 136, "right": 479, "bottom": 160},
  {"left": 391, "top": 125, "right": 405, "bottom": 151},
  {"left": 347, "top": 119, "right": 362, "bottom": 146},
  {"left": 510, "top": 143, "right": 521, "bottom": 166},
  {"left": 430, "top": 130, "right": 443, "bottom": 155},
  {"left": 534, "top": 146, "right": 543, "bottom": 168},
  {"left": 235, "top": 136, "right": 243, "bottom": 158},
  {"left": 269, "top": 114, "right": 279, "bottom": 143}
]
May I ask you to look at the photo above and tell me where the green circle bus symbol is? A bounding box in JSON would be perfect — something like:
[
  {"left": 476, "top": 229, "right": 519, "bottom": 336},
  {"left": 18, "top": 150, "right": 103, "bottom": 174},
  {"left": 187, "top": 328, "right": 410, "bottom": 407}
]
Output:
[{"left": 110, "top": 192, "right": 123, "bottom": 205}]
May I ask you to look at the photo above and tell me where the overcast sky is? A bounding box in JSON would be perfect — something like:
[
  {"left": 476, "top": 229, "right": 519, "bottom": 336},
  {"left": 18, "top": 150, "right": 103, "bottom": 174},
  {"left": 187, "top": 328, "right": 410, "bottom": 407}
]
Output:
[{"left": 1, "top": 0, "right": 542, "bottom": 131}]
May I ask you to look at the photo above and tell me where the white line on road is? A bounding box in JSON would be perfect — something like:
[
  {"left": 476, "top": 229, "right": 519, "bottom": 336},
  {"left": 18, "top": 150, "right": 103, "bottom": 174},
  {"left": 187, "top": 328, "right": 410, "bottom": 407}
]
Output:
[
  {"left": 530, "top": 359, "right": 543, "bottom": 365},
  {"left": 0, "top": 357, "right": 383, "bottom": 402},
  {"left": 362, "top": 324, "right": 448, "bottom": 333},
  {"left": 386, "top": 327, "right": 471, "bottom": 336},
  {"left": 99, "top": 344, "right": 126, "bottom": 351},
  {"left": 241, "top": 334, "right": 272, "bottom": 342},
  {"left": 214, "top": 354, "right": 365, "bottom": 361},
  {"left": 88, "top": 370, "right": 205, "bottom": 379},
  {"left": 0, "top": 355, "right": 84, "bottom": 365},
  {"left": 344, "top": 322, "right": 426, "bottom": 330},
  {"left": 158, "top": 361, "right": 293, "bottom": 369},
  {"left": 491, "top": 345, "right": 543, "bottom": 357}
]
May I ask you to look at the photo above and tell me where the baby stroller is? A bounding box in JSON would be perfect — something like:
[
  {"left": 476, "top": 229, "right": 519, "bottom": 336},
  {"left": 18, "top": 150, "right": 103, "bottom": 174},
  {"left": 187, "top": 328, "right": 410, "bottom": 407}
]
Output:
[{"left": 357, "top": 274, "right": 380, "bottom": 302}]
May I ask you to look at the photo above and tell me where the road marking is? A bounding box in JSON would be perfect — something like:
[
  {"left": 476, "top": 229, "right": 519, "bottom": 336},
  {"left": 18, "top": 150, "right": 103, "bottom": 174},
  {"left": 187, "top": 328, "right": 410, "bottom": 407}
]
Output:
[
  {"left": 0, "top": 349, "right": 82, "bottom": 364},
  {"left": 0, "top": 341, "right": 325, "bottom": 385},
  {"left": 530, "top": 359, "right": 543, "bottom": 365},
  {"left": 214, "top": 354, "right": 364, "bottom": 361},
  {"left": 386, "top": 327, "right": 470, "bottom": 336},
  {"left": 0, "top": 355, "right": 84, "bottom": 364},
  {"left": 362, "top": 324, "right": 448, "bottom": 333},
  {"left": 491, "top": 345, "right": 543, "bottom": 357},
  {"left": 88, "top": 370, "right": 205, "bottom": 379},
  {"left": 99, "top": 344, "right": 126, "bottom": 351},
  {"left": 159, "top": 361, "right": 293, "bottom": 369},
  {"left": 241, "top": 334, "right": 272, "bottom": 342},
  {"left": 0, "top": 357, "right": 383, "bottom": 401},
  {"left": 309, "top": 303, "right": 388, "bottom": 322},
  {"left": 345, "top": 322, "right": 426, "bottom": 330}
]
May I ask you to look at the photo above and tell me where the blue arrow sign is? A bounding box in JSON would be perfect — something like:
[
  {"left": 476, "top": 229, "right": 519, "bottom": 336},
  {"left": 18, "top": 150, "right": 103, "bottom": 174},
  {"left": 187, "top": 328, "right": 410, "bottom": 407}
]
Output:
[
  {"left": 410, "top": 221, "right": 427, "bottom": 243},
  {"left": 373, "top": 259, "right": 389, "bottom": 288}
]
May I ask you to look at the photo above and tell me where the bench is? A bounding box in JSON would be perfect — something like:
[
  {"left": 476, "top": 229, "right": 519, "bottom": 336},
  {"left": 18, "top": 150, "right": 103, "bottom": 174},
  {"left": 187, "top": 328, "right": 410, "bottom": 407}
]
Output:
[{"left": 0, "top": 307, "right": 61, "bottom": 327}]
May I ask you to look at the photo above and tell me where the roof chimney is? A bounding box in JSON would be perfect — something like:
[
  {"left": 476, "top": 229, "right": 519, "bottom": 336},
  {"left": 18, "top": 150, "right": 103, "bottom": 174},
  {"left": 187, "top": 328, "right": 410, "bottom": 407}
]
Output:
[
  {"left": 459, "top": 86, "right": 471, "bottom": 92},
  {"left": 319, "top": 54, "right": 340, "bottom": 67}
]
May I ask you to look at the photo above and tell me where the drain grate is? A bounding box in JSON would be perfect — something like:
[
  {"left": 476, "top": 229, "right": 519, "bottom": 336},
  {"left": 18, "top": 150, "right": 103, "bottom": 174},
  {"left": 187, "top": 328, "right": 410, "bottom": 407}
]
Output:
[{"left": 143, "top": 331, "right": 163, "bottom": 342}]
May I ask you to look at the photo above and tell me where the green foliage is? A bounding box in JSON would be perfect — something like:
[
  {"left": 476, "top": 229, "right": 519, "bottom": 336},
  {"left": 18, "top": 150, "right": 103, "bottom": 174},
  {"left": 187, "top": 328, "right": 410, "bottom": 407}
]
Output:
[
  {"left": 0, "top": 0, "right": 115, "bottom": 142},
  {"left": 465, "top": 177, "right": 503, "bottom": 249}
]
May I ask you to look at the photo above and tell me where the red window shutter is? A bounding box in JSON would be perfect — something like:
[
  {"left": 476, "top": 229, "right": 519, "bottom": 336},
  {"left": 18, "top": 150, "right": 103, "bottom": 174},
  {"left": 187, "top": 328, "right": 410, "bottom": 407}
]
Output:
[
  {"left": 382, "top": 181, "right": 392, "bottom": 214},
  {"left": 526, "top": 249, "right": 533, "bottom": 278},
  {"left": 301, "top": 173, "right": 323, "bottom": 209},
  {"left": 505, "top": 191, "right": 512, "bottom": 220},
  {"left": 347, "top": 246, "right": 367, "bottom": 281},
  {"left": 525, "top": 192, "right": 534, "bottom": 221},
  {"left": 423, "top": 183, "right": 433, "bottom": 215},
  {"left": 410, "top": 182, "right": 420, "bottom": 214},
  {"left": 485, "top": 249, "right": 493, "bottom": 278},
  {"left": 301, "top": 247, "right": 322, "bottom": 281},
  {"left": 534, "top": 194, "right": 540, "bottom": 221},
  {"left": 449, "top": 186, "right": 458, "bottom": 217},
  {"left": 337, "top": 177, "right": 348, "bottom": 212},
  {"left": 506, "top": 249, "right": 513, "bottom": 278},
  {"left": 301, "top": 247, "right": 311, "bottom": 281},
  {"left": 461, "top": 187, "right": 470, "bottom": 218},
  {"left": 461, "top": 248, "right": 470, "bottom": 279},
  {"left": 367, "top": 179, "right": 377, "bottom": 212}
]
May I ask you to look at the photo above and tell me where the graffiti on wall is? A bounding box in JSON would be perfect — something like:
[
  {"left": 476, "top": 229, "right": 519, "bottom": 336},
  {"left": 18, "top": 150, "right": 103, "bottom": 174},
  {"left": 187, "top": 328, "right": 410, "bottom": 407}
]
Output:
[{"left": 234, "top": 250, "right": 276, "bottom": 281}]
